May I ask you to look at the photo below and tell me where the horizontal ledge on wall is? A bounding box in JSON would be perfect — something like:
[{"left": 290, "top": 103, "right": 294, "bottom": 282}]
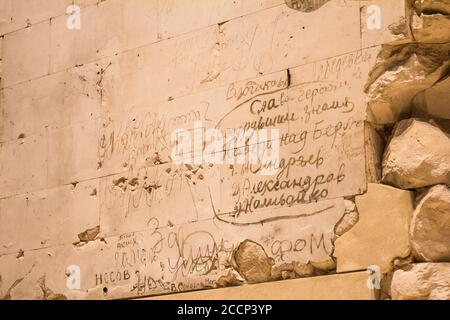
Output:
[{"left": 137, "top": 271, "right": 376, "bottom": 300}]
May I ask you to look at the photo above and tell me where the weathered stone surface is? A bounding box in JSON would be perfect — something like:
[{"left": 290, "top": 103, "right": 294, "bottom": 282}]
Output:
[
  {"left": 365, "top": 7, "right": 450, "bottom": 125},
  {"left": 46, "top": 120, "right": 100, "bottom": 188},
  {"left": 77, "top": 226, "right": 101, "bottom": 244},
  {"left": 0, "top": 37, "right": 3, "bottom": 79},
  {"left": 0, "top": 133, "right": 48, "bottom": 198},
  {"left": 0, "top": 179, "right": 100, "bottom": 255},
  {"left": 0, "top": 200, "right": 345, "bottom": 300},
  {"left": 334, "top": 200, "right": 359, "bottom": 237},
  {"left": 50, "top": 0, "right": 158, "bottom": 74},
  {"left": 412, "top": 13, "right": 450, "bottom": 44},
  {"left": 0, "top": 0, "right": 98, "bottom": 36},
  {"left": 37, "top": 276, "right": 67, "bottom": 300},
  {"left": 360, "top": 0, "right": 406, "bottom": 48},
  {"left": 158, "top": 0, "right": 284, "bottom": 39},
  {"left": 146, "top": 271, "right": 376, "bottom": 300},
  {"left": 232, "top": 240, "right": 273, "bottom": 284},
  {"left": 334, "top": 184, "right": 413, "bottom": 273},
  {"left": 310, "top": 259, "right": 336, "bottom": 274},
  {"left": 2, "top": 21, "right": 50, "bottom": 87},
  {"left": 292, "top": 262, "right": 316, "bottom": 278},
  {"left": 218, "top": 2, "right": 361, "bottom": 82},
  {"left": 413, "top": 76, "right": 450, "bottom": 120},
  {"left": 413, "top": 0, "right": 450, "bottom": 17},
  {"left": 366, "top": 57, "right": 449, "bottom": 124},
  {"left": 270, "top": 260, "right": 334, "bottom": 280},
  {"left": 391, "top": 263, "right": 450, "bottom": 300},
  {"left": 411, "top": 185, "right": 450, "bottom": 262},
  {"left": 0, "top": 0, "right": 408, "bottom": 300},
  {"left": 0, "top": 65, "right": 100, "bottom": 143},
  {"left": 382, "top": 119, "right": 450, "bottom": 189},
  {"left": 216, "top": 272, "right": 244, "bottom": 288},
  {"left": 364, "top": 122, "right": 385, "bottom": 183}
]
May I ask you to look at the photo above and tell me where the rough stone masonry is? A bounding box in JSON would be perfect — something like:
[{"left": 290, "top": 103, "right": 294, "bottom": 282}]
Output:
[{"left": 0, "top": 0, "right": 448, "bottom": 300}]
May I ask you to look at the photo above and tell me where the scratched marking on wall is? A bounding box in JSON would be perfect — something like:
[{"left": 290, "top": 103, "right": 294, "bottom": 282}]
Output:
[{"left": 89, "top": 47, "right": 377, "bottom": 297}]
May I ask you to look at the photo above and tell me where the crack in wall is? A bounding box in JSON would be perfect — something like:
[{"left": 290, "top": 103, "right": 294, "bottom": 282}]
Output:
[
  {"left": 0, "top": 263, "right": 35, "bottom": 300},
  {"left": 37, "top": 275, "right": 67, "bottom": 300}
]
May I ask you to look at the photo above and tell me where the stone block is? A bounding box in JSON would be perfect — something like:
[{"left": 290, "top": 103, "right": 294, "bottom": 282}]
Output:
[
  {"left": 411, "top": 185, "right": 450, "bottom": 262},
  {"left": 47, "top": 120, "right": 99, "bottom": 188},
  {"left": 334, "top": 183, "right": 413, "bottom": 273},
  {"left": 360, "top": 0, "right": 406, "bottom": 48},
  {"left": 50, "top": 0, "right": 158, "bottom": 74},
  {"left": 0, "top": 197, "right": 346, "bottom": 300},
  {"left": 218, "top": 2, "right": 361, "bottom": 82},
  {"left": 144, "top": 271, "right": 376, "bottom": 300},
  {"left": 413, "top": 76, "right": 450, "bottom": 120},
  {"left": 0, "top": 133, "right": 47, "bottom": 198},
  {"left": 98, "top": 25, "right": 222, "bottom": 118},
  {"left": 366, "top": 57, "right": 449, "bottom": 125},
  {"left": 0, "top": 65, "right": 100, "bottom": 143},
  {"left": 364, "top": 122, "right": 385, "bottom": 183},
  {"left": 391, "top": 263, "right": 450, "bottom": 300},
  {"left": 0, "top": 0, "right": 99, "bottom": 36},
  {"left": 158, "top": 0, "right": 284, "bottom": 39},
  {"left": 2, "top": 21, "right": 50, "bottom": 87},
  {"left": 382, "top": 119, "right": 450, "bottom": 189},
  {"left": 0, "top": 179, "right": 99, "bottom": 255}
]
